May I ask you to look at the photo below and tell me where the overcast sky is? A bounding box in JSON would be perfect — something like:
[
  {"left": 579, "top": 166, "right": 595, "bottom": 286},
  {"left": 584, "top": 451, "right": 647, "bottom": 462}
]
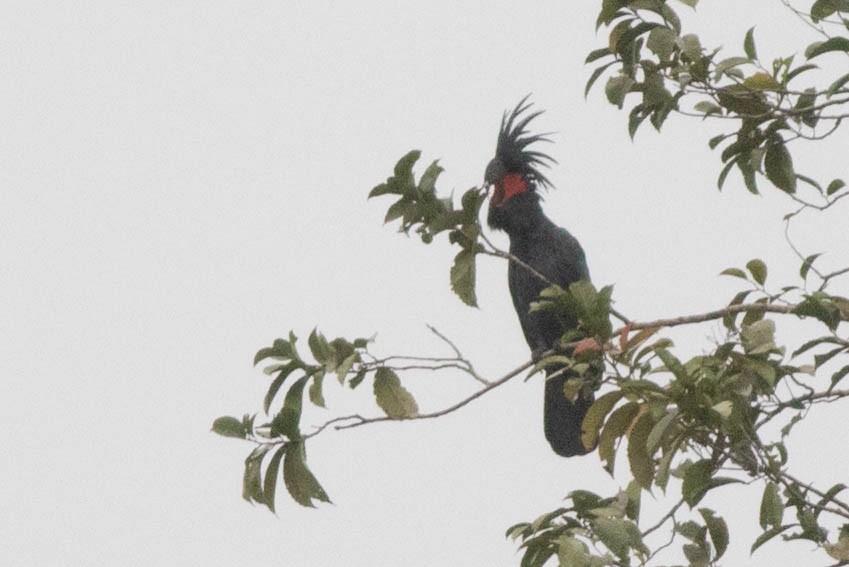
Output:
[{"left": 3, "top": 2, "right": 847, "bottom": 566}]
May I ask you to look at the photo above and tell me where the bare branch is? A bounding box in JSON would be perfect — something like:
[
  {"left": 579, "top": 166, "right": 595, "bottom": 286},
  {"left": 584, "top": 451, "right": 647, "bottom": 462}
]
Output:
[
  {"left": 623, "top": 302, "right": 796, "bottom": 331},
  {"left": 642, "top": 498, "right": 685, "bottom": 537}
]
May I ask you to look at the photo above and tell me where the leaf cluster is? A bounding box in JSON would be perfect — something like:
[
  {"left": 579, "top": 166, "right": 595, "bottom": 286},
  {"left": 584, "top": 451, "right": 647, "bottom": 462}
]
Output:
[
  {"left": 589, "top": 0, "right": 849, "bottom": 198},
  {"left": 369, "top": 150, "right": 486, "bottom": 306},
  {"left": 212, "top": 329, "right": 421, "bottom": 509},
  {"left": 510, "top": 256, "right": 849, "bottom": 564}
]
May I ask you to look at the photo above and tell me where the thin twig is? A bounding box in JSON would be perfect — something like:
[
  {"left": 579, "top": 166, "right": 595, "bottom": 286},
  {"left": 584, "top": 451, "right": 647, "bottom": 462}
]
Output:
[
  {"left": 480, "top": 233, "right": 631, "bottom": 324},
  {"left": 621, "top": 303, "right": 796, "bottom": 331},
  {"left": 642, "top": 498, "right": 685, "bottom": 537},
  {"left": 427, "top": 324, "right": 490, "bottom": 385},
  {"left": 332, "top": 359, "right": 535, "bottom": 431}
]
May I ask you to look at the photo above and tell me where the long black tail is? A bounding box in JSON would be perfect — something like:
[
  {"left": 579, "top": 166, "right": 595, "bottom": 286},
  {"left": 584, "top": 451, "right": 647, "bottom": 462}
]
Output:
[{"left": 543, "top": 371, "right": 595, "bottom": 457}]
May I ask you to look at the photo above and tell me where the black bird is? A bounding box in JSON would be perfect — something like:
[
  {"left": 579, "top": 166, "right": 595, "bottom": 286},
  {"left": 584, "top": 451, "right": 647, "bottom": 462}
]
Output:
[{"left": 485, "top": 96, "right": 595, "bottom": 457}]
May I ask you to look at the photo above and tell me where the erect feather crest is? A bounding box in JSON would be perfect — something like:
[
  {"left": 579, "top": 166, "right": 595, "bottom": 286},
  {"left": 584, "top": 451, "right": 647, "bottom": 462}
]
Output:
[{"left": 492, "top": 95, "right": 556, "bottom": 190}]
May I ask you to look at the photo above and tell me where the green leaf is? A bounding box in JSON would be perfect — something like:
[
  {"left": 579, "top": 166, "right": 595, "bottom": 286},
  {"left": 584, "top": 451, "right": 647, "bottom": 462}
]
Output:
[
  {"left": 816, "top": 484, "right": 847, "bottom": 519},
  {"left": 505, "top": 522, "right": 530, "bottom": 541},
  {"left": 627, "top": 410, "right": 655, "bottom": 489},
  {"left": 714, "top": 56, "right": 751, "bottom": 80},
  {"left": 599, "top": 402, "right": 640, "bottom": 474},
  {"left": 811, "top": 0, "right": 838, "bottom": 22},
  {"left": 717, "top": 157, "right": 737, "bottom": 191},
  {"left": 646, "top": 408, "right": 678, "bottom": 453},
  {"left": 746, "top": 259, "right": 768, "bottom": 285},
  {"left": 625, "top": 479, "right": 642, "bottom": 522},
  {"left": 708, "top": 133, "right": 729, "bottom": 150},
  {"left": 418, "top": 160, "right": 443, "bottom": 193},
  {"left": 374, "top": 367, "right": 419, "bottom": 419},
  {"left": 744, "top": 72, "right": 780, "bottom": 90},
  {"left": 717, "top": 85, "right": 769, "bottom": 115},
  {"left": 746, "top": 357, "right": 777, "bottom": 387},
  {"left": 460, "top": 186, "right": 485, "bottom": 222},
  {"left": 556, "top": 536, "right": 592, "bottom": 566},
  {"left": 592, "top": 518, "right": 632, "bottom": 561},
  {"left": 800, "top": 253, "right": 823, "bottom": 279},
  {"left": 739, "top": 151, "right": 760, "bottom": 194},
  {"left": 450, "top": 249, "right": 478, "bottom": 307},
  {"left": 308, "top": 328, "right": 331, "bottom": 364},
  {"left": 394, "top": 150, "right": 420, "bottom": 180},
  {"left": 711, "top": 400, "right": 733, "bottom": 419},
  {"left": 605, "top": 75, "right": 635, "bottom": 108},
  {"left": 656, "top": 348, "right": 690, "bottom": 383},
  {"left": 529, "top": 508, "right": 568, "bottom": 532},
  {"left": 683, "top": 543, "right": 709, "bottom": 564},
  {"left": 678, "top": 33, "right": 702, "bottom": 60},
  {"left": 764, "top": 137, "right": 797, "bottom": 193},
  {"left": 570, "top": 489, "right": 603, "bottom": 513},
  {"left": 283, "top": 441, "right": 331, "bottom": 507},
  {"left": 694, "top": 100, "right": 723, "bottom": 116},
  {"left": 795, "top": 88, "right": 818, "bottom": 128},
  {"left": 596, "top": 0, "right": 628, "bottom": 29},
  {"left": 349, "top": 368, "right": 367, "bottom": 389},
  {"left": 827, "top": 178, "right": 846, "bottom": 195},
  {"left": 383, "top": 198, "right": 413, "bottom": 224},
  {"left": 336, "top": 352, "right": 358, "bottom": 384},
  {"left": 242, "top": 445, "right": 270, "bottom": 503},
  {"left": 798, "top": 497, "right": 831, "bottom": 534},
  {"left": 826, "top": 536, "right": 849, "bottom": 561},
  {"left": 720, "top": 267, "right": 747, "bottom": 279},
  {"left": 827, "top": 72, "right": 849, "bottom": 97},
  {"left": 369, "top": 151, "right": 421, "bottom": 198},
  {"left": 585, "top": 61, "right": 618, "bottom": 98},
  {"left": 751, "top": 525, "right": 792, "bottom": 553},
  {"left": 785, "top": 63, "right": 819, "bottom": 83},
  {"left": 794, "top": 293, "right": 842, "bottom": 330},
  {"left": 832, "top": 364, "right": 849, "bottom": 388},
  {"left": 646, "top": 26, "right": 678, "bottom": 60},
  {"left": 211, "top": 416, "right": 247, "bottom": 439},
  {"left": 744, "top": 27, "right": 758, "bottom": 59},
  {"left": 759, "top": 482, "right": 783, "bottom": 529},
  {"left": 262, "top": 445, "right": 286, "bottom": 513},
  {"left": 308, "top": 370, "right": 326, "bottom": 408},
  {"left": 724, "top": 289, "right": 753, "bottom": 330},
  {"left": 581, "top": 391, "right": 624, "bottom": 450},
  {"left": 792, "top": 336, "right": 844, "bottom": 357},
  {"left": 682, "top": 459, "right": 713, "bottom": 507},
  {"left": 271, "top": 375, "right": 309, "bottom": 439},
  {"left": 263, "top": 362, "right": 299, "bottom": 414},
  {"left": 254, "top": 337, "right": 297, "bottom": 366},
  {"left": 815, "top": 346, "right": 846, "bottom": 368},
  {"left": 628, "top": 104, "right": 649, "bottom": 139},
  {"left": 700, "top": 508, "right": 729, "bottom": 560},
  {"left": 806, "top": 36, "right": 849, "bottom": 59},
  {"left": 585, "top": 47, "right": 613, "bottom": 63},
  {"left": 655, "top": 444, "right": 678, "bottom": 491}
]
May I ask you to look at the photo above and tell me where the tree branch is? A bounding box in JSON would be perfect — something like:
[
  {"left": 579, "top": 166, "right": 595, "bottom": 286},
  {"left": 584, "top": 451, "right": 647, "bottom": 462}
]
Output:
[
  {"left": 622, "top": 302, "right": 796, "bottom": 332},
  {"left": 331, "top": 359, "right": 535, "bottom": 431},
  {"left": 479, "top": 232, "right": 632, "bottom": 324},
  {"left": 306, "top": 302, "right": 806, "bottom": 443}
]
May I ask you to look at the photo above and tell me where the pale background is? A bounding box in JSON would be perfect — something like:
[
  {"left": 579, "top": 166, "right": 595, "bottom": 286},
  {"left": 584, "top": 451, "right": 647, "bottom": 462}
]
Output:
[{"left": 2, "top": 2, "right": 846, "bottom": 566}]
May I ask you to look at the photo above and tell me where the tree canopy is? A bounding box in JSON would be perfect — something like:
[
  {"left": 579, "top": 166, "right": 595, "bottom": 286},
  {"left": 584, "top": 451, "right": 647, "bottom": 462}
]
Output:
[{"left": 215, "top": 2, "right": 849, "bottom": 565}]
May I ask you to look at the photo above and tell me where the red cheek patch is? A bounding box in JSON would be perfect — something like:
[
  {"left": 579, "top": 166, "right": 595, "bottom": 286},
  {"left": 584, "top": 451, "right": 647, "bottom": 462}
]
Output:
[{"left": 501, "top": 173, "right": 528, "bottom": 202}]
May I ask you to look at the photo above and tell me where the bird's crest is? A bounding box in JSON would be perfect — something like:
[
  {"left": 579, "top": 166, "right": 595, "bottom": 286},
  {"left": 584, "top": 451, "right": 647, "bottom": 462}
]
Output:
[{"left": 492, "top": 95, "right": 556, "bottom": 191}]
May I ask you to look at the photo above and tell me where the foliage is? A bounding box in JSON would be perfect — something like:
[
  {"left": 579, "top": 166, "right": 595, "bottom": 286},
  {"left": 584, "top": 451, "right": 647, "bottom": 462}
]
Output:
[
  {"left": 215, "top": 1, "right": 849, "bottom": 564},
  {"left": 588, "top": 0, "right": 849, "bottom": 200}
]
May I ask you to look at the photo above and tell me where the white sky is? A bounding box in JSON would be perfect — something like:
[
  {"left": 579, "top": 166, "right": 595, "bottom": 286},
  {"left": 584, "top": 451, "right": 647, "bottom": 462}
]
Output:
[{"left": 2, "top": 2, "right": 847, "bottom": 566}]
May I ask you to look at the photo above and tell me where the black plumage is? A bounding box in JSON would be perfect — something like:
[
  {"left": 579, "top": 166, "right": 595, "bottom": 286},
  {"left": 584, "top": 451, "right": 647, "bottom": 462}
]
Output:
[{"left": 485, "top": 97, "right": 595, "bottom": 457}]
